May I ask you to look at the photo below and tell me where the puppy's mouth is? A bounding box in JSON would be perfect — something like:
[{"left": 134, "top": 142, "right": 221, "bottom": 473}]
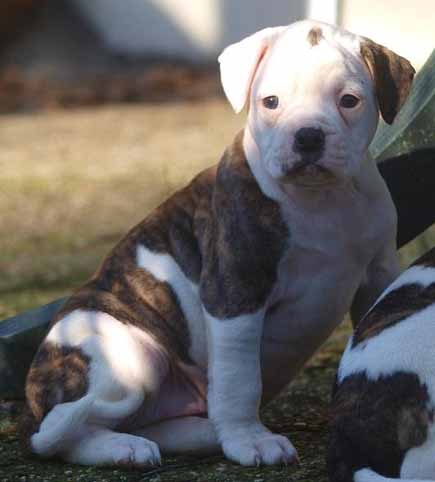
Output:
[{"left": 280, "top": 160, "right": 335, "bottom": 186}]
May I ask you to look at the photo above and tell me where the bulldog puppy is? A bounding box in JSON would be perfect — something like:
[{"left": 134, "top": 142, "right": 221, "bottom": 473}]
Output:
[
  {"left": 329, "top": 248, "right": 435, "bottom": 482},
  {"left": 21, "top": 20, "right": 414, "bottom": 467}
]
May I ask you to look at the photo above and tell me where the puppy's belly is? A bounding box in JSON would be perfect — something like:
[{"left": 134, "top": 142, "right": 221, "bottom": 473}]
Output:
[{"left": 119, "top": 363, "right": 208, "bottom": 430}]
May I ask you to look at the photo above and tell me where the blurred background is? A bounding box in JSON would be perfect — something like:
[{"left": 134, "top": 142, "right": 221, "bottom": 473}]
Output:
[{"left": 0, "top": 0, "right": 434, "bottom": 318}]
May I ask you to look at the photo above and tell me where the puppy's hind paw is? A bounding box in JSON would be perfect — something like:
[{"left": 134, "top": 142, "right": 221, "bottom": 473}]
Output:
[{"left": 110, "top": 434, "right": 161, "bottom": 468}]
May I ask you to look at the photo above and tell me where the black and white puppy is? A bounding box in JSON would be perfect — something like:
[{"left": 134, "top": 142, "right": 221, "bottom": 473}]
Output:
[
  {"left": 21, "top": 20, "right": 414, "bottom": 468},
  {"left": 329, "top": 248, "right": 435, "bottom": 482}
]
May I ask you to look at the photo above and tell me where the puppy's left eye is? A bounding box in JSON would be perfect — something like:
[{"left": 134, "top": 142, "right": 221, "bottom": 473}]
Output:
[
  {"left": 262, "top": 96, "right": 279, "bottom": 109},
  {"left": 339, "top": 94, "right": 360, "bottom": 108}
]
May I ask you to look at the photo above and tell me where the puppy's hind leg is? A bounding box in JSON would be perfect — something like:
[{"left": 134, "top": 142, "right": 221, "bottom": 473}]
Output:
[
  {"left": 25, "top": 310, "right": 169, "bottom": 466},
  {"left": 63, "top": 425, "right": 161, "bottom": 467}
]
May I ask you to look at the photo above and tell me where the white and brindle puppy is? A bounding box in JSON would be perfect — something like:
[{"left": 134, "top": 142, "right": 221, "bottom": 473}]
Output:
[
  {"left": 21, "top": 21, "right": 414, "bottom": 467},
  {"left": 329, "top": 248, "right": 435, "bottom": 482}
]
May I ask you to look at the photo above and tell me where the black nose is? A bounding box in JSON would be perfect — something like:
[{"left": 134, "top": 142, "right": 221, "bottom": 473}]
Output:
[{"left": 293, "top": 127, "right": 325, "bottom": 154}]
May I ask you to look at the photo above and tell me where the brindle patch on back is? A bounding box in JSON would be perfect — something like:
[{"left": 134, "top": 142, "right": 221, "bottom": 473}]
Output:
[
  {"left": 352, "top": 282, "right": 435, "bottom": 347},
  {"left": 20, "top": 342, "right": 90, "bottom": 454},
  {"left": 54, "top": 256, "right": 193, "bottom": 364},
  {"left": 134, "top": 165, "right": 218, "bottom": 284},
  {"left": 51, "top": 168, "right": 219, "bottom": 365},
  {"left": 328, "top": 372, "right": 431, "bottom": 481},
  {"left": 307, "top": 27, "right": 323, "bottom": 46}
]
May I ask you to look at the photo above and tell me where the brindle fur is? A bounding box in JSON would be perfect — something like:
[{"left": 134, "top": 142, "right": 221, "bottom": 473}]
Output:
[
  {"left": 360, "top": 39, "right": 415, "bottom": 124},
  {"left": 20, "top": 342, "right": 90, "bottom": 455},
  {"left": 307, "top": 27, "right": 323, "bottom": 46},
  {"left": 197, "top": 131, "right": 288, "bottom": 318},
  {"left": 352, "top": 283, "right": 435, "bottom": 347},
  {"left": 352, "top": 248, "right": 435, "bottom": 346},
  {"left": 328, "top": 372, "right": 431, "bottom": 482}
]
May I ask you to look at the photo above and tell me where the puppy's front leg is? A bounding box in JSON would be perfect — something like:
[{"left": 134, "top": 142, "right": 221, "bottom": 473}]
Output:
[{"left": 204, "top": 309, "right": 297, "bottom": 466}]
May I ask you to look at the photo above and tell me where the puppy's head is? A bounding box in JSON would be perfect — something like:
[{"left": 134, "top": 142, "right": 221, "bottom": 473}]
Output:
[{"left": 219, "top": 21, "right": 415, "bottom": 187}]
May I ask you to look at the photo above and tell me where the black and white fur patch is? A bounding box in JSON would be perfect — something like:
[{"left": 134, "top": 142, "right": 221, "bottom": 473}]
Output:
[{"left": 329, "top": 247, "right": 435, "bottom": 482}]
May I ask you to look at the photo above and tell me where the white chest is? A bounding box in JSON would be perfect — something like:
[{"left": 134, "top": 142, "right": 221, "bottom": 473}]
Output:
[{"left": 259, "top": 193, "right": 392, "bottom": 398}]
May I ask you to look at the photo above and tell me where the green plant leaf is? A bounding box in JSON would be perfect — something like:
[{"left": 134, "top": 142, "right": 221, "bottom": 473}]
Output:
[{"left": 370, "top": 49, "right": 435, "bottom": 161}]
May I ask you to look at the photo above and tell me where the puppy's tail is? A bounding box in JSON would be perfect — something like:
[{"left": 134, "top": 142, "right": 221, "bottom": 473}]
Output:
[
  {"left": 354, "top": 468, "right": 434, "bottom": 482},
  {"left": 30, "top": 394, "right": 94, "bottom": 457},
  {"left": 29, "top": 389, "right": 144, "bottom": 457},
  {"left": 90, "top": 389, "right": 144, "bottom": 422}
]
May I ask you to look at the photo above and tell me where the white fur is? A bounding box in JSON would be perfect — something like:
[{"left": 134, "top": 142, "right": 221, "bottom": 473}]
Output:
[
  {"left": 136, "top": 244, "right": 207, "bottom": 367},
  {"left": 31, "top": 394, "right": 94, "bottom": 456},
  {"left": 400, "top": 424, "right": 435, "bottom": 480},
  {"left": 354, "top": 467, "right": 434, "bottom": 481},
  {"left": 47, "top": 310, "right": 166, "bottom": 403},
  {"left": 40, "top": 309, "right": 168, "bottom": 464},
  {"left": 63, "top": 427, "right": 161, "bottom": 467},
  {"left": 339, "top": 303, "right": 435, "bottom": 388},
  {"left": 218, "top": 26, "right": 287, "bottom": 113},
  {"left": 220, "top": 20, "right": 380, "bottom": 193},
  {"left": 204, "top": 309, "right": 297, "bottom": 466}
]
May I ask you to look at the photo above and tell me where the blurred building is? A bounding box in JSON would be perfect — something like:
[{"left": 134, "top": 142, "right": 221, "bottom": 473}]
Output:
[
  {"left": 0, "top": 0, "right": 431, "bottom": 113},
  {"left": 74, "top": 0, "right": 432, "bottom": 68},
  {"left": 0, "top": 0, "right": 432, "bottom": 69}
]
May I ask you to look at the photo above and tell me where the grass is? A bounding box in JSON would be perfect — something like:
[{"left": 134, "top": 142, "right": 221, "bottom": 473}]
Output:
[
  {"left": 0, "top": 100, "right": 242, "bottom": 317},
  {"left": 0, "top": 100, "right": 433, "bottom": 481}
]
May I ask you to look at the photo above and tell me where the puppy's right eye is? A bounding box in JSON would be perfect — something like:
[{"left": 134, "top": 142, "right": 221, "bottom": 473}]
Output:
[{"left": 262, "top": 96, "right": 279, "bottom": 109}]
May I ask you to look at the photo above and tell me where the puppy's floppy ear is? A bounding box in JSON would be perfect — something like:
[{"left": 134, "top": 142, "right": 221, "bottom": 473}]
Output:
[
  {"left": 218, "top": 26, "right": 286, "bottom": 113},
  {"left": 360, "top": 38, "right": 415, "bottom": 124}
]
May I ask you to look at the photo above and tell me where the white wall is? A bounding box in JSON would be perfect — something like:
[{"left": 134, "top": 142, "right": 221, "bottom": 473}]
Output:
[
  {"left": 75, "top": 0, "right": 432, "bottom": 67},
  {"left": 340, "top": 0, "right": 434, "bottom": 69},
  {"left": 75, "top": 0, "right": 307, "bottom": 61}
]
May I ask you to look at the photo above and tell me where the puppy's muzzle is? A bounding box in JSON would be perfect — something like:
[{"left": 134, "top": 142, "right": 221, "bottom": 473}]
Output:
[{"left": 293, "top": 127, "right": 325, "bottom": 164}]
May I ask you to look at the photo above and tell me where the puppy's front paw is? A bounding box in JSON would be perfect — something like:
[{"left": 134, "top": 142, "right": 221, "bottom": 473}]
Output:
[{"left": 222, "top": 431, "right": 298, "bottom": 466}]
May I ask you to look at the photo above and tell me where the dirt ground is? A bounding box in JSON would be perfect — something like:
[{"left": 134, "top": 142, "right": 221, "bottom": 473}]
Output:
[{"left": 0, "top": 100, "right": 431, "bottom": 481}]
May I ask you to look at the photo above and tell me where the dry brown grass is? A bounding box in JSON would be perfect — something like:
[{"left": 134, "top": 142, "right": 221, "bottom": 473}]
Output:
[{"left": 0, "top": 100, "right": 243, "bottom": 315}]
